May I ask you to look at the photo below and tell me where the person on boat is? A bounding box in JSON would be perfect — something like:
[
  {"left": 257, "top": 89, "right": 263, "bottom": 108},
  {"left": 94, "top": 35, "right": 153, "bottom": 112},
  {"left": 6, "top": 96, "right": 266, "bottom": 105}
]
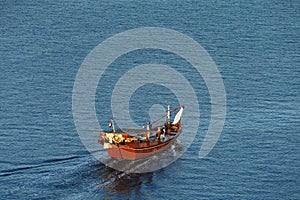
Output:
[
  {"left": 147, "top": 122, "right": 152, "bottom": 130},
  {"left": 157, "top": 126, "right": 162, "bottom": 140},
  {"left": 145, "top": 122, "right": 151, "bottom": 141},
  {"left": 160, "top": 127, "right": 166, "bottom": 140},
  {"left": 164, "top": 121, "right": 171, "bottom": 134}
]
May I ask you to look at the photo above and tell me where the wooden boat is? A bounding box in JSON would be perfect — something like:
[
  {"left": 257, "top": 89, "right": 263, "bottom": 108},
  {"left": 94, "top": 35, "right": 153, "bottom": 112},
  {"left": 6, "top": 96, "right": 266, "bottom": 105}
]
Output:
[{"left": 98, "top": 104, "right": 184, "bottom": 160}]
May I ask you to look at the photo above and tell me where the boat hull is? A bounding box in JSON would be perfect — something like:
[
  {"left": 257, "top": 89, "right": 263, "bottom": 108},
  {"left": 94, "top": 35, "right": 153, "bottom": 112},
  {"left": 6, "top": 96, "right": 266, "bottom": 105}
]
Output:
[{"left": 103, "top": 133, "right": 180, "bottom": 160}]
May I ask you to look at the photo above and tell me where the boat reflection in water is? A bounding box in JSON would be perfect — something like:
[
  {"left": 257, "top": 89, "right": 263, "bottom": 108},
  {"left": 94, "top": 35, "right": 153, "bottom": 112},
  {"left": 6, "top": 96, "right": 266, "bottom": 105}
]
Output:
[{"left": 100, "top": 141, "right": 183, "bottom": 194}]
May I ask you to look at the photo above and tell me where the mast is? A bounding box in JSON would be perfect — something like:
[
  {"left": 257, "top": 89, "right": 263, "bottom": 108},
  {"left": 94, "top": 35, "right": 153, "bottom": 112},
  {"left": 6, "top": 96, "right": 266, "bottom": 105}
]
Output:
[
  {"left": 112, "top": 122, "right": 116, "bottom": 133},
  {"left": 167, "top": 104, "right": 171, "bottom": 123}
]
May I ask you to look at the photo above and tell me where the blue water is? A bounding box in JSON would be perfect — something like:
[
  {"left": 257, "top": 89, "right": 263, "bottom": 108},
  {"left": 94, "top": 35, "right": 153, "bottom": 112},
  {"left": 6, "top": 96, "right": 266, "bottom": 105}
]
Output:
[{"left": 1, "top": 1, "right": 299, "bottom": 199}]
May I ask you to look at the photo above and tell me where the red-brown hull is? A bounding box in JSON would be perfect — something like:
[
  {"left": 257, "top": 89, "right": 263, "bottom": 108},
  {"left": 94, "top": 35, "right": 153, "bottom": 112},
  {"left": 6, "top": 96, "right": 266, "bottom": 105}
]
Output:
[{"left": 104, "top": 133, "right": 180, "bottom": 160}]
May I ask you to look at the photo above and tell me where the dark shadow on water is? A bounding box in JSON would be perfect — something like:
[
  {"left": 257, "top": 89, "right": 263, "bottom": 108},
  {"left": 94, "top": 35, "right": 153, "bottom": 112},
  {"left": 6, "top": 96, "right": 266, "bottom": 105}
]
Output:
[{"left": 101, "top": 167, "right": 154, "bottom": 195}]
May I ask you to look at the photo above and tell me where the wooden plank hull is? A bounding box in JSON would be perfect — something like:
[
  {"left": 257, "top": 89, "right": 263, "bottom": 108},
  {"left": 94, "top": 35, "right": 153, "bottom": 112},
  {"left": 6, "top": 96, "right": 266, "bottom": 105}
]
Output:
[{"left": 104, "top": 132, "right": 180, "bottom": 160}]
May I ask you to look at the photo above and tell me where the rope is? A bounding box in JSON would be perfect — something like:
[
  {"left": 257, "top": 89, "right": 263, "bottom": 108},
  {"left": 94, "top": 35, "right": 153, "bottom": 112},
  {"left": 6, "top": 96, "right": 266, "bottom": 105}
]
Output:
[{"left": 143, "top": 105, "right": 184, "bottom": 129}]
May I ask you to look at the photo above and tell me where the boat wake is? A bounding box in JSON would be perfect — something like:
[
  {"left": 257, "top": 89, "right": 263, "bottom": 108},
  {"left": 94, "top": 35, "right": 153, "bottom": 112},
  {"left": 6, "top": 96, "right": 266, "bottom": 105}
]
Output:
[{"left": 0, "top": 155, "right": 82, "bottom": 177}]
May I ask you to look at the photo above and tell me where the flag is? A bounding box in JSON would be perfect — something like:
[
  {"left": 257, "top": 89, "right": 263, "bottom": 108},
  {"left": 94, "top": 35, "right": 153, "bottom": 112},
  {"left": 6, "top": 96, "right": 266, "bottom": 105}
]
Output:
[{"left": 109, "top": 120, "right": 113, "bottom": 127}]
